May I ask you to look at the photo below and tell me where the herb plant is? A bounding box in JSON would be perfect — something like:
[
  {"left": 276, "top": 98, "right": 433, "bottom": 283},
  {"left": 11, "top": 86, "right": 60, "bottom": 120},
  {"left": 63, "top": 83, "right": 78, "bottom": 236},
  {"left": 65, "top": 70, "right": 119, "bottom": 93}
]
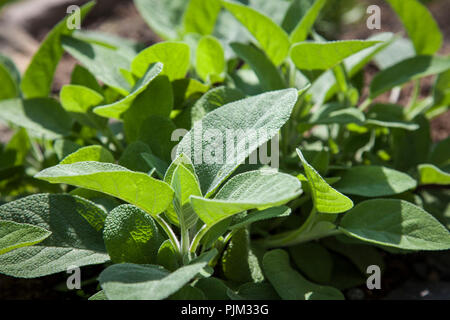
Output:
[{"left": 0, "top": 0, "right": 449, "bottom": 300}]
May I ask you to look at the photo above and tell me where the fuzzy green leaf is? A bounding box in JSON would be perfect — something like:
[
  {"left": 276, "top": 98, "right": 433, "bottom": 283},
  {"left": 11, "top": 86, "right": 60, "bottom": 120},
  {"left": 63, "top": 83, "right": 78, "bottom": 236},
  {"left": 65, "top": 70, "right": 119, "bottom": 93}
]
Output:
[
  {"left": 60, "top": 145, "right": 114, "bottom": 165},
  {"left": 387, "top": 0, "right": 442, "bottom": 55},
  {"left": 263, "top": 249, "right": 344, "bottom": 300},
  {"left": 418, "top": 164, "right": 450, "bottom": 186},
  {"left": 177, "top": 88, "right": 298, "bottom": 196},
  {"left": 0, "top": 221, "right": 51, "bottom": 255},
  {"left": 221, "top": 0, "right": 291, "bottom": 66},
  {"left": 93, "top": 63, "right": 163, "bottom": 119},
  {"left": 191, "top": 170, "right": 302, "bottom": 227},
  {"left": 196, "top": 36, "right": 225, "bottom": 82},
  {"left": 0, "top": 98, "right": 72, "bottom": 139},
  {"left": 183, "top": 0, "right": 221, "bottom": 35},
  {"left": 132, "top": 42, "right": 190, "bottom": 80},
  {"left": 103, "top": 204, "right": 165, "bottom": 264},
  {"left": 334, "top": 166, "right": 417, "bottom": 197},
  {"left": 20, "top": 2, "right": 94, "bottom": 98},
  {"left": 370, "top": 55, "right": 450, "bottom": 99},
  {"left": 297, "top": 148, "right": 353, "bottom": 214},
  {"left": 99, "top": 250, "right": 217, "bottom": 300},
  {"left": 290, "top": 0, "right": 326, "bottom": 43},
  {"left": 0, "top": 194, "right": 108, "bottom": 278},
  {"left": 340, "top": 199, "right": 450, "bottom": 251},
  {"left": 34, "top": 162, "right": 174, "bottom": 216},
  {"left": 291, "top": 40, "right": 380, "bottom": 70}
]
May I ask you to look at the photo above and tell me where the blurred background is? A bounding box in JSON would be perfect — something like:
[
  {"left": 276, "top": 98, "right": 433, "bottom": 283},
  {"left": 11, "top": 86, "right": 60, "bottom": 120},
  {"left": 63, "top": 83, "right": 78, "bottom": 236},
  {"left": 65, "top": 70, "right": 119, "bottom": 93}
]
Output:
[{"left": 0, "top": 0, "right": 449, "bottom": 299}]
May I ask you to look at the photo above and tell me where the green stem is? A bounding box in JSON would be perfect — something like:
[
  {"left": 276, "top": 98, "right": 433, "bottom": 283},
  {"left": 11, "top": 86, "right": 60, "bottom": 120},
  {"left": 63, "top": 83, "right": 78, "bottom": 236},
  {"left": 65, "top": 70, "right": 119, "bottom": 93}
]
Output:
[
  {"left": 358, "top": 97, "right": 372, "bottom": 111},
  {"left": 407, "top": 79, "right": 420, "bottom": 110},
  {"left": 180, "top": 223, "right": 190, "bottom": 256},
  {"left": 155, "top": 214, "right": 180, "bottom": 254},
  {"left": 189, "top": 224, "right": 208, "bottom": 253}
]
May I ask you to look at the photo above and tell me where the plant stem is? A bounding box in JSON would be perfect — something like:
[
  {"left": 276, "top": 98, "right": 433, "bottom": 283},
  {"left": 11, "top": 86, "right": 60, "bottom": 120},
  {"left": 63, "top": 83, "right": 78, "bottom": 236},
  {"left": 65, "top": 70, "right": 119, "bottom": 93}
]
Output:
[
  {"left": 189, "top": 224, "right": 208, "bottom": 253},
  {"left": 180, "top": 223, "right": 190, "bottom": 256},
  {"left": 407, "top": 79, "right": 420, "bottom": 111},
  {"left": 154, "top": 214, "right": 181, "bottom": 254},
  {"left": 358, "top": 97, "right": 372, "bottom": 111}
]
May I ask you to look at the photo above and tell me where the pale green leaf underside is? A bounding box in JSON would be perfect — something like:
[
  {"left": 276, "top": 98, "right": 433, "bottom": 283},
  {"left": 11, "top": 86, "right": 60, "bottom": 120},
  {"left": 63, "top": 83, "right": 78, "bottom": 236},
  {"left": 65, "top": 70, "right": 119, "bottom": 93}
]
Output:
[
  {"left": 93, "top": 63, "right": 163, "bottom": 119},
  {"left": 221, "top": 0, "right": 291, "bottom": 66},
  {"left": 0, "top": 194, "right": 109, "bottom": 278},
  {"left": 418, "top": 164, "right": 450, "bottom": 186},
  {"left": 290, "top": 40, "right": 380, "bottom": 70},
  {"left": 340, "top": 199, "right": 450, "bottom": 250},
  {"left": 297, "top": 148, "right": 353, "bottom": 214},
  {"left": 0, "top": 221, "right": 51, "bottom": 255},
  {"left": 177, "top": 88, "right": 298, "bottom": 196},
  {"left": 263, "top": 249, "right": 344, "bottom": 300},
  {"left": 334, "top": 166, "right": 417, "bottom": 197},
  {"left": 34, "top": 162, "right": 174, "bottom": 216},
  {"left": 191, "top": 170, "right": 302, "bottom": 226},
  {"left": 99, "top": 250, "right": 216, "bottom": 300},
  {"left": 60, "top": 145, "right": 115, "bottom": 164}
]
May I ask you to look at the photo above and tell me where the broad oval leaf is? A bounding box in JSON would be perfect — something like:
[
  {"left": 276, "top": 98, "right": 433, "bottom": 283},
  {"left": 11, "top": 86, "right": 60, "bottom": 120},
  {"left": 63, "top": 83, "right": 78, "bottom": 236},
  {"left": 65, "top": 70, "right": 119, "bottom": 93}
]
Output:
[
  {"left": 0, "top": 61, "right": 19, "bottom": 99},
  {"left": 297, "top": 148, "right": 353, "bottom": 214},
  {"left": 131, "top": 42, "right": 190, "bottom": 80},
  {"left": 418, "top": 164, "right": 450, "bottom": 186},
  {"left": 221, "top": 0, "right": 291, "bottom": 66},
  {"left": 334, "top": 166, "right": 417, "bottom": 197},
  {"left": 103, "top": 204, "right": 165, "bottom": 264},
  {"left": 0, "top": 194, "right": 108, "bottom": 278},
  {"left": 387, "top": 0, "right": 442, "bottom": 55},
  {"left": 263, "top": 249, "right": 344, "bottom": 300},
  {"left": 34, "top": 162, "right": 174, "bottom": 216},
  {"left": 0, "top": 98, "right": 72, "bottom": 139},
  {"left": 60, "top": 145, "right": 115, "bottom": 165},
  {"left": 190, "top": 170, "right": 302, "bottom": 226},
  {"left": 93, "top": 63, "right": 163, "bottom": 119},
  {"left": 0, "top": 221, "right": 51, "bottom": 255},
  {"left": 340, "top": 199, "right": 450, "bottom": 250},
  {"left": 196, "top": 35, "right": 225, "bottom": 82},
  {"left": 99, "top": 250, "right": 217, "bottom": 300},
  {"left": 370, "top": 55, "right": 450, "bottom": 99},
  {"left": 183, "top": 0, "right": 221, "bottom": 36},
  {"left": 290, "top": 40, "right": 380, "bottom": 70},
  {"left": 177, "top": 88, "right": 299, "bottom": 196}
]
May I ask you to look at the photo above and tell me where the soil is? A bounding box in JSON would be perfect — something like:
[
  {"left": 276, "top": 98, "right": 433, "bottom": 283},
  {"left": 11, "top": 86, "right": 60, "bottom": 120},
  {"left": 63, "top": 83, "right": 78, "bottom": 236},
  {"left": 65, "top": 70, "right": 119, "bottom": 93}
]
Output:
[{"left": 0, "top": 0, "right": 449, "bottom": 300}]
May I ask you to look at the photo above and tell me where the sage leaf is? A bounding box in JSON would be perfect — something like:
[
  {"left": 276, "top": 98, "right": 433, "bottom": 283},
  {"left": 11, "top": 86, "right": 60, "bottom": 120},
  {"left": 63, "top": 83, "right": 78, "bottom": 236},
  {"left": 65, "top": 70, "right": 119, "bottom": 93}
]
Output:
[
  {"left": 334, "top": 166, "right": 417, "bottom": 197},
  {"left": 132, "top": 42, "right": 190, "bottom": 80},
  {"left": 228, "top": 206, "right": 291, "bottom": 230},
  {"left": 20, "top": 2, "right": 94, "bottom": 98},
  {"left": 340, "top": 199, "right": 450, "bottom": 250},
  {"left": 370, "top": 55, "right": 450, "bottom": 99},
  {"left": 263, "top": 249, "right": 344, "bottom": 300},
  {"left": 196, "top": 35, "right": 225, "bottom": 82},
  {"left": 190, "top": 170, "right": 302, "bottom": 226},
  {"left": 290, "top": 40, "right": 380, "bottom": 70},
  {"left": 0, "top": 194, "right": 108, "bottom": 278},
  {"left": 290, "top": 0, "right": 326, "bottom": 43},
  {"left": 103, "top": 204, "right": 165, "bottom": 264},
  {"left": 297, "top": 148, "right": 353, "bottom": 214},
  {"left": 289, "top": 242, "right": 333, "bottom": 284},
  {"left": 34, "top": 162, "right": 174, "bottom": 216},
  {"left": 231, "top": 42, "right": 286, "bottom": 91},
  {"left": 221, "top": 0, "right": 291, "bottom": 66},
  {"left": 387, "top": 0, "right": 442, "bottom": 55},
  {"left": 99, "top": 249, "right": 217, "bottom": 300},
  {"left": 183, "top": 0, "right": 221, "bottom": 36},
  {"left": 0, "top": 98, "right": 72, "bottom": 139},
  {"left": 93, "top": 63, "right": 163, "bottom": 119},
  {"left": 60, "top": 145, "right": 115, "bottom": 165},
  {"left": 177, "top": 88, "right": 299, "bottom": 196},
  {"left": 418, "top": 164, "right": 450, "bottom": 186},
  {"left": 0, "top": 221, "right": 51, "bottom": 255}
]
